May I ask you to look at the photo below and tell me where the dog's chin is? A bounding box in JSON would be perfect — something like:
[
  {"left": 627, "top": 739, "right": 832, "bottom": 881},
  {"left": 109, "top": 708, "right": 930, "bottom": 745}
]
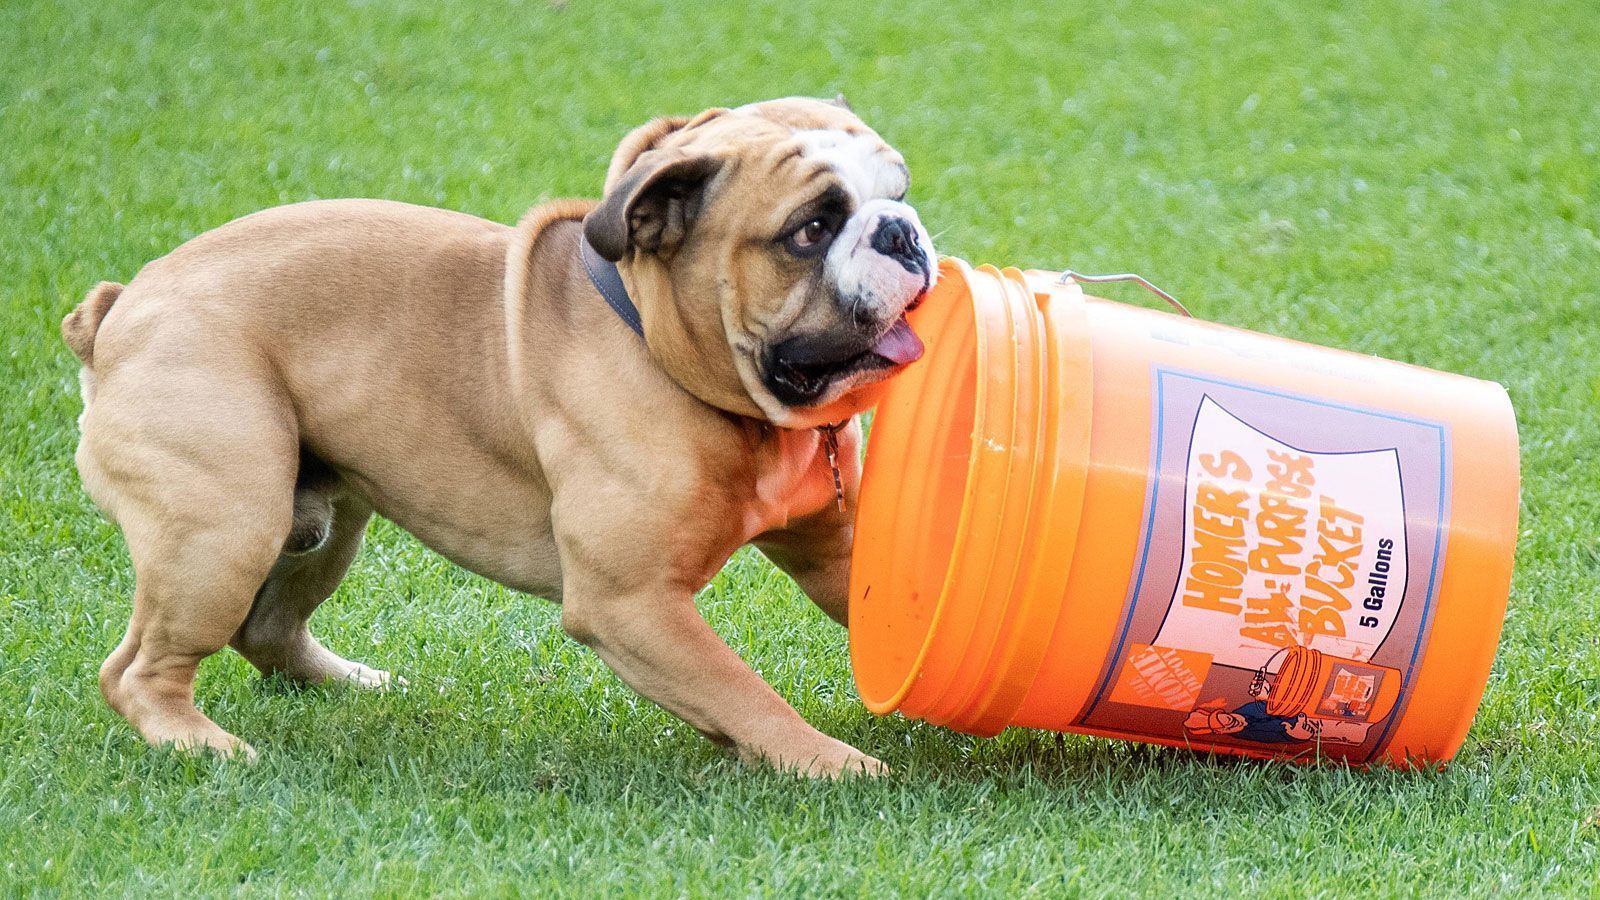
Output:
[
  {"left": 760, "top": 313, "right": 925, "bottom": 429},
  {"left": 770, "top": 367, "right": 897, "bottom": 430}
]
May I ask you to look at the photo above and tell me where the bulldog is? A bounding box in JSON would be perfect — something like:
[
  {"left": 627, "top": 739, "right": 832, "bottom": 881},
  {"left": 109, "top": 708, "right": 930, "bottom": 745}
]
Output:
[{"left": 62, "top": 97, "right": 935, "bottom": 777}]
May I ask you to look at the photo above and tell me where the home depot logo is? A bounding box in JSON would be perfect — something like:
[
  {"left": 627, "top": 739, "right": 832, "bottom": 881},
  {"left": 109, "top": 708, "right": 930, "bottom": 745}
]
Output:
[{"left": 1109, "top": 643, "right": 1214, "bottom": 712}]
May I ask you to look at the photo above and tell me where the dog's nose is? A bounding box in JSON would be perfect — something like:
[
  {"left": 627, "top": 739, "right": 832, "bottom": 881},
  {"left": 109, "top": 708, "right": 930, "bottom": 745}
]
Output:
[{"left": 869, "top": 217, "right": 927, "bottom": 275}]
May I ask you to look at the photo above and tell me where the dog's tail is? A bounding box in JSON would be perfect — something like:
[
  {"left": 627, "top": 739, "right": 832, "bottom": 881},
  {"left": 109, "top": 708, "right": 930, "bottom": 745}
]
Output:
[{"left": 61, "top": 281, "right": 123, "bottom": 368}]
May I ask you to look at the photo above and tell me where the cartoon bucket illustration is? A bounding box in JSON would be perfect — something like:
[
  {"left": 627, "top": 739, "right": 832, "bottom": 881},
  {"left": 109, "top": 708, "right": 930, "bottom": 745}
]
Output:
[
  {"left": 1260, "top": 646, "right": 1400, "bottom": 723},
  {"left": 848, "top": 258, "right": 1520, "bottom": 765}
]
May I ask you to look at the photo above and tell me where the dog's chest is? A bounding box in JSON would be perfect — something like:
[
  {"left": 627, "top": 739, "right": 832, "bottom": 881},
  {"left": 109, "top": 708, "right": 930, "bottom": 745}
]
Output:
[{"left": 745, "top": 431, "right": 836, "bottom": 534}]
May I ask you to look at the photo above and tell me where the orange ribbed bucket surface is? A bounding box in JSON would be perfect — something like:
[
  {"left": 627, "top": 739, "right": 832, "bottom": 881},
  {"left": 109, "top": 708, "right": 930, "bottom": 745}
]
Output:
[
  {"left": 851, "top": 260, "right": 1094, "bottom": 735},
  {"left": 850, "top": 258, "right": 1519, "bottom": 766},
  {"left": 849, "top": 263, "right": 979, "bottom": 715}
]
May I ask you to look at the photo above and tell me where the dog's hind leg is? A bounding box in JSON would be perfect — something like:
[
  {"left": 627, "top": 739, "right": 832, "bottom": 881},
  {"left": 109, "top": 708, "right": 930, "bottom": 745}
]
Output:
[
  {"left": 231, "top": 465, "right": 389, "bottom": 688},
  {"left": 83, "top": 369, "right": 299, "bottom": 758}
]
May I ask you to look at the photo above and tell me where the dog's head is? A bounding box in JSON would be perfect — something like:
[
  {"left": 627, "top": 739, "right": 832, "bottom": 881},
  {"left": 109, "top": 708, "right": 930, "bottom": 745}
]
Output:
[{"left": 584, "top": 97, "right": 936, "bottom": 428}]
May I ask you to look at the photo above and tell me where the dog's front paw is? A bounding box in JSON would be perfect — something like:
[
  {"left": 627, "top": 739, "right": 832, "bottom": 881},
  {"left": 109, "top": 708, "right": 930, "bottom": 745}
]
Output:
[
  {"left": 151, "top": 725, "right": 258, "bottom": 762},
  {"left": 750, "top": 733, "right": 889, "bottom": 779},
  {"left": 813, "top": 747, "right": 888, "bottom": 779},
  {"left": 340, "top": 663, "right": 403, "bottom": 690}
]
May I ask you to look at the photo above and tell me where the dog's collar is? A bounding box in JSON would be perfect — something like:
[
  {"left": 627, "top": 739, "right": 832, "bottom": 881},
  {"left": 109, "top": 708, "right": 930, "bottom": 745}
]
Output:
[
  {"left": 579, "top": 236, "right": 645, "bottom": 338},
  {"left": 578, "top": 237, "right": 850, "bottom": 512}
]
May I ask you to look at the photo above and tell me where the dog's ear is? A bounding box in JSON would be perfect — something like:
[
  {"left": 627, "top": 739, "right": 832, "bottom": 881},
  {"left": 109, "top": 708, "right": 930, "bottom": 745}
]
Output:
[
  {"left": 603, "top": 115, "right": 688, "bottom": 192},
  {"left": 602, "top": 109, "right": 729, "bottom": 192},
  {"left": 830, "top": 93, "right": 853, "bottom": 111},
  {"left": 585, "top": 150, "right": 724, "bottom": 262}
]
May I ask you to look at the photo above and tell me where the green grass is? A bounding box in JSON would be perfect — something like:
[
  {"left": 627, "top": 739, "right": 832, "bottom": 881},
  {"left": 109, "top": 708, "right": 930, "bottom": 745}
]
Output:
[{"left": 3, "top": 0, "right": 1598, "bottom": 895}]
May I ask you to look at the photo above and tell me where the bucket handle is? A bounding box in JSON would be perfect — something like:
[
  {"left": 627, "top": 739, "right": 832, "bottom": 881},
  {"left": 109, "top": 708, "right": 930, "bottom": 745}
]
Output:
[{"left": 1059, "top": 270, "right": 1193, "bottom": 318}]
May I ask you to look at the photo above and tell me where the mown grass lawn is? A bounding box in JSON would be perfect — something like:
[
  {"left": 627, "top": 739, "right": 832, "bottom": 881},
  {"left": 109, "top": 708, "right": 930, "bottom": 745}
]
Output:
[{"left": 3, "top": 0, "right": 1598, "bottom": 895}]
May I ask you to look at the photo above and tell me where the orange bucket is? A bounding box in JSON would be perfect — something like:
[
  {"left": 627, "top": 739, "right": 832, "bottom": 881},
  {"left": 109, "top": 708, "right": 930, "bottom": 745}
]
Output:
[{"left": 849, "top": 258, "right": 1519, "bottom": 765}]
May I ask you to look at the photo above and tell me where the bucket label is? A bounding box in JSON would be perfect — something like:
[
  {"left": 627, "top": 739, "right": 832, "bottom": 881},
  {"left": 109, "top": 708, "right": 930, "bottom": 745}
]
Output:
[
  {"left": 1153, "top": 397, "right": 1408, "bottom": 668},
  {"left": 1077, "top": 369, "right": 1450, "bottom": 762}
]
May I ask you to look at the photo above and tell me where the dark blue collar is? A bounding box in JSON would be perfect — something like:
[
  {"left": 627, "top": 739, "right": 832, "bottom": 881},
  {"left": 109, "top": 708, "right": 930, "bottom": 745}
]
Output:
[{"left": 579, "top": 237, "right": 645, "bottom": 338}]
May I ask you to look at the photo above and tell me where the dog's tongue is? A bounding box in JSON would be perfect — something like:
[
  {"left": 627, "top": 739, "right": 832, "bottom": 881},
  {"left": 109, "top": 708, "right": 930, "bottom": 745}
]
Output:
[{"left": 871, "top": 317, "right": 925, "bottom": 365}]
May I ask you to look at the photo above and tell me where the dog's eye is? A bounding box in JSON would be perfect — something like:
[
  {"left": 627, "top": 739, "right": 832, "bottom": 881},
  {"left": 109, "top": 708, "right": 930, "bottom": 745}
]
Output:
[{"left": 786, "top": 217, "right": 835, "bottom": 255}]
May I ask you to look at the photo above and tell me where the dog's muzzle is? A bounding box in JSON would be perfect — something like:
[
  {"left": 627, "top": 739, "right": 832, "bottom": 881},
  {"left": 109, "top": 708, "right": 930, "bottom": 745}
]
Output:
[{"left": 763, "top": 316, "right": 925, "bottom": 406}]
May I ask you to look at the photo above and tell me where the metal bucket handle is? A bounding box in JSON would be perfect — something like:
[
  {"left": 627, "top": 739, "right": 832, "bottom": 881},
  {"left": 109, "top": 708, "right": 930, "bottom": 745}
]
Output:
[{"left": 1059, "top": 269, "right": 1193, "bottom": 318}]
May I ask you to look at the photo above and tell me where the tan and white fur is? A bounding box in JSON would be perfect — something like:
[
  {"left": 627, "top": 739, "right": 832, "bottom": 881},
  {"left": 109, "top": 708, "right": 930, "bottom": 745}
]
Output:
[{"left": 62, "top": 97, "right": 935, "bottom": 777}]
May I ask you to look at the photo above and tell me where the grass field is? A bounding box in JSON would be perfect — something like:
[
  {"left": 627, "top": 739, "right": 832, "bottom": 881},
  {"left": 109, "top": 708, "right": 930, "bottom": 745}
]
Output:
[{"left": 3, "top": 0, "right": 1598, "bottom": 895}]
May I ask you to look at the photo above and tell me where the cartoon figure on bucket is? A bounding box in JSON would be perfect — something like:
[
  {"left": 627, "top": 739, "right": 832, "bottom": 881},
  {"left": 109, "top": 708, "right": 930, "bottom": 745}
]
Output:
[{"left": 1182, "top": 646, "right": 1387, "bottom": 746}]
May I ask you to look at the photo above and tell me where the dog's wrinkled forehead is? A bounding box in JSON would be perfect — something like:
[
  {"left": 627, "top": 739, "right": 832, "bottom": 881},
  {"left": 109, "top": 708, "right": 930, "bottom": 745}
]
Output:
[
  {"left": 636, "top": 98, "right": 910, "bottom": 205},
  {"left": 737, "top": 98, "right": 909, "bottom": 201},
  {"left": 790, "top": 128, "right": 909, "bottom": 202}
]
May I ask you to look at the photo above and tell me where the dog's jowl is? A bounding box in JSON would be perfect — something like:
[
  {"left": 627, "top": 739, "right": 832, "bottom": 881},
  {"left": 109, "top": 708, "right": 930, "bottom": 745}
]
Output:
[{"left": 63, "top": 97, "right": 935, "bottom": 777}]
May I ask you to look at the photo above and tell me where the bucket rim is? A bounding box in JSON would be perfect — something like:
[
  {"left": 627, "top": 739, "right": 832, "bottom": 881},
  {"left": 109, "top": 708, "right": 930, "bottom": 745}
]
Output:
[{"left": 851, "top": 256, "right": 990, "bottom": 714}]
